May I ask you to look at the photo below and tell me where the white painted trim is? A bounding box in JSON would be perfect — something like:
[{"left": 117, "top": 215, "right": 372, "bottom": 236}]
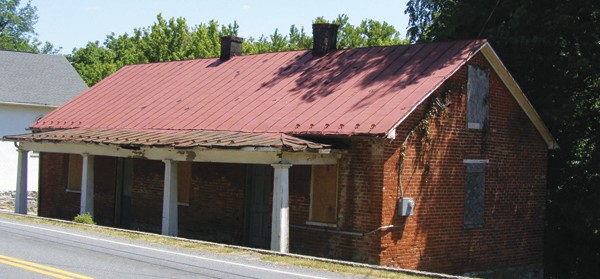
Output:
[
  {"left": 385, "top": 42, "right": 558, "bottom": 150},
  {"left": 0, "top": 101, "right": 58, "bottom": 109},
  {"left": 479, "top": 44, "right": 558, "bottom": 149},
  {"left": 305, "top": 221, "right": 337, "bottom": 228},
  {"left": 467, "top": 122, "right": 481, "bottom": 130},
  {"left": 384, "top": 44, "right": 481, "bottom": 139},
  {"left": 463, "top": 159, "right": 489, "bottom": 164},
  {"left": 15, "top": 141, "right": 339, "bottom": 165}
]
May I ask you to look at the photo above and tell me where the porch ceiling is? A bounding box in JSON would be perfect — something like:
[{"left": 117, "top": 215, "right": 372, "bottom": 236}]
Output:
[{"left": 5, "top": 128, "right": 329, "bottom": 151}]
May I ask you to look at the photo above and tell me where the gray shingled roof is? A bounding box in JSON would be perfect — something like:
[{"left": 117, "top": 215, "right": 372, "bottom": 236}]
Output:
[{"left": 0, "top": 50, "right": 87, "bottom": 107}]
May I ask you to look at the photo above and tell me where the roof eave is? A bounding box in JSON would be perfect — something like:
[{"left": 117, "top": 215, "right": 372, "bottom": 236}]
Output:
[
  {"left": 478, "top": 43, "right": 558, "bottom": 150},
  {"left": 0, "top": 101, "right": 58, "bottom": 109},
  {"left": 384, "top": 42, "right": 480, "bottom": 140},
  {"left": 384, "top": 42, "right": 558, "bottom": 150}
]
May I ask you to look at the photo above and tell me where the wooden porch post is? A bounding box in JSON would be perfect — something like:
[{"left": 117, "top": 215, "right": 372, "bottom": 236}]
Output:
[
  {"left": 271, "top": 163, "right": 292, "bottom": 252},
  {"left": 162, "top": 159, "right": 178, "bottom": 236},
  {"left": 80, "top": 153, "right": 95, "bottom": 216},
  {"left": 15, "top": 149, "right": 28, "bottom": 214}
]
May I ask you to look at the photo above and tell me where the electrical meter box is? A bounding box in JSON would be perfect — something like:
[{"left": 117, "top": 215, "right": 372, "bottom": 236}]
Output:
[{"left": 398, "top": 197, "right": 415, "bottom": 216}]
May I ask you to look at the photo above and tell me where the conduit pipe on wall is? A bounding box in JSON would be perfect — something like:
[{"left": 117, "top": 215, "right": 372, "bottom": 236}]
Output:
[{"left": 290, "top": 224, "right": 402, "bottom": 237}]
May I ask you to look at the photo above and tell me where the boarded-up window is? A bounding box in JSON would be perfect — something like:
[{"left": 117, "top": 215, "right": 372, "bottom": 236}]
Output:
[
  {"left": 67, "top": 154, "right": 83, "bottom": 192},
  {"left": 309, "top": 165, "right": 338, "bottom": 224},
  {"left": 464, "top": 162, "right": 486, "bottom": 227},
  {"left": 178, "top": 162, "right": 192, "bottom": 205},
  {"left": 467, "top": 65, "right": 489, "bottom": 130}
]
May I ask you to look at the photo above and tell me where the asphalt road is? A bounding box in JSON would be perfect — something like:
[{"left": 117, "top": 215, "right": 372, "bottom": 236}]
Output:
[{"left": 0, "top": 215, "right": 365, "bottom": 279}]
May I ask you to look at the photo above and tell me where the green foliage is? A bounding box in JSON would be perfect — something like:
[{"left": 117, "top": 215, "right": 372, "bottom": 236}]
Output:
[
  {"left": 73, "top": 213, "right": 96, "bottom": 225},
  {"left": 0, "top": 0, "right": 58, "bottom": 53},
  {"left": 68, "top": 14, "right": 408, "bottom": 86},
  {"left": 406, "top": 0, "right": 600, "bottom": 277},
  {"left": 316, "top": 14, "right": 407, "bottom": 48},
  {"left": 69, "top": 14, "right": 226, "bottom": 85}
]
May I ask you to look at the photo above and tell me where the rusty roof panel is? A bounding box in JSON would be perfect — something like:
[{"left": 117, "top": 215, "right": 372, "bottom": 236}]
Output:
[
  {"left": 32, "top": 40, "right": 487, "bottom": 136},
  {"left": 6, "top": 129, "right": 329, "bottom": 151}
]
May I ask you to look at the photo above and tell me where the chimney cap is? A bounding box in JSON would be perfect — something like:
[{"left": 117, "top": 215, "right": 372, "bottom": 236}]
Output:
[
  {"left": 312, "top": 23, "right": 340, "bottom": 29},
  {"left": 220, "top": 36, "right": 244, "bottom": 43}
]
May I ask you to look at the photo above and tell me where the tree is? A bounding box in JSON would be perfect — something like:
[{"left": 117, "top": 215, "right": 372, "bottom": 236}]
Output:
[
  {"left": 0, "top": 0, "right": 58, "bottom": 53},
  {"left": 316, "top": 14, "right": 407, "bottom": 48},
  {"left": 69, "top": 41, "right": 118, "bottom": 86},
  {"left": 70, "top": 14, "right": 408, "bottom": 86},
  {"left": 405, "top": 0, "right": 600, "bottom": 277}
]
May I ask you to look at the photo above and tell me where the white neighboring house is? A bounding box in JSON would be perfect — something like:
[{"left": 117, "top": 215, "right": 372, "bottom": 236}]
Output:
[{"left": 0, "top": 50, "right": 87, "bottom": 192}]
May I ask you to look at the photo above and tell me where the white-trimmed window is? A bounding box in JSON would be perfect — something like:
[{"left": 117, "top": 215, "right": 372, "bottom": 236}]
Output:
[
  {"left": 467, "top": 65, "right": 489, "bottom": 130},
  {"left": 308, "top": 164, "right": 338, "bottom": 226}
]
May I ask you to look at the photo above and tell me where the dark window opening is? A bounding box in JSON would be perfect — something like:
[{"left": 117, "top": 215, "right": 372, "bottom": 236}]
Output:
[{"left": 464, "top": 161, "right": 486, "bottom": 228}]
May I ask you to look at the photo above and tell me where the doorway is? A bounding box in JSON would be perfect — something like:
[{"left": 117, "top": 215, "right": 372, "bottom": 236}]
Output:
[
  {"left": 244, "top": 164, "right": 273, "bottom": 249},
  {"left": 114, "top": 158, "right": 133, "bottom": 228}
]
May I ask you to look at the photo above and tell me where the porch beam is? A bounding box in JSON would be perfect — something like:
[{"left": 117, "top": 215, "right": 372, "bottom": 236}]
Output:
[
  {"left": 15, "top": 149, "right": 28, "bottom": 214},
  {"left": 17, "top": 141, "right": 339, "bottom": 165},
  {"left": 271, "top": 163, "right": 292, "bottom": 253},
  {"left": 80, "top": 153, "right": 95, "bottom": 216},
  {"left": 162, "top": 159, "right": 178, "bottom": 236}
]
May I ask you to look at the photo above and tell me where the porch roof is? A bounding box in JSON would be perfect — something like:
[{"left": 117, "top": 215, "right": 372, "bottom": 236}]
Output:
[{"left": 4, "top": 128, "right": 329, "bottom": 152}]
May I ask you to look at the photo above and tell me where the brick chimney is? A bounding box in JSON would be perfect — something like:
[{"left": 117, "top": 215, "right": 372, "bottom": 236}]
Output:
[
  {"left": 312, "top": 23, "right": 339, "bottom": 56},
  {"left": 220, "top": 36, "right": 243, "bottom": 60}
]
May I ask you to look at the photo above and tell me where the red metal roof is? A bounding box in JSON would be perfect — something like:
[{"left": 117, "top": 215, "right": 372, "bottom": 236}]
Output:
[{"left": 32, "top": 40, "right": 487, "bottom": 136}]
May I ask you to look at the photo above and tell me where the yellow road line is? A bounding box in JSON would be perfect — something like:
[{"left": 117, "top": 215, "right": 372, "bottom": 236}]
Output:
[{"left": 0, "top": 254, "right": 93, "bottom": 279}]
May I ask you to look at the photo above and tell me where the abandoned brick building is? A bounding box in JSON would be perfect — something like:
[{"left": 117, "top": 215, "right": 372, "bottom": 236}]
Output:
[{"left": 5, "top": 24, "right": 557, "bottom": 275}]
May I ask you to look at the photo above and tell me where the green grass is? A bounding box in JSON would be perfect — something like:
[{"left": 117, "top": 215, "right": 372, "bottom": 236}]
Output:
[
  {"left": 0, "top": 212, "right": 436, "bottom": 278},
  {"left": 260, "top": 255, "right": 432, "bottom": 279}
]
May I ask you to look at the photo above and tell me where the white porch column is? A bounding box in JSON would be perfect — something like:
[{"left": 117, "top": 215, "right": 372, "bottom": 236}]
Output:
[
  {"left": 271, "top": 163, "right": 292, "bottom": 253},
  {"left": 80, "top": 153, "right": 95, "bottom": 216},
  {"left": 15, "top": 149, "right": 29, "bottom": 214},
  {"left": 162, "top": 159, "right": 178, "bottom": 236}
]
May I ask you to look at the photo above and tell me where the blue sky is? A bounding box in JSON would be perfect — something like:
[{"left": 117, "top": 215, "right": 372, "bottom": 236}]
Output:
[{"left": 31, "top": 0, "right": 410, "bottom": 54}]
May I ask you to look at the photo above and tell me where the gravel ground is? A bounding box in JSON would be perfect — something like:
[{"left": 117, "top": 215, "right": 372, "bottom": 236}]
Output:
[{"left": 0, "top": 191, "right": 37, "bottom": 214}]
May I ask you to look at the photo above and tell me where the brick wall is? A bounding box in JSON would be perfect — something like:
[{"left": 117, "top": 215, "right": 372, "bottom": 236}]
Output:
[
  {"left": 290, "top": 140, "right": 384, "bottom": 264},
  {"left": 178, "top": 162, "right": 246, "bottom": 244},
  {"left": 38, "top": 152, "right": 79, "bottom": 219},
  {"left": 38, "top": 153, "right": 117, "bottom": 224},
  {"left": 379, "top": 53, "right": 547, "bottom": 274},
  {"left": 93, "top": 156, "right": 117, "bottom": 226},
  {"left": 128, "top": 159, "right": 163, "bottom": 232}
]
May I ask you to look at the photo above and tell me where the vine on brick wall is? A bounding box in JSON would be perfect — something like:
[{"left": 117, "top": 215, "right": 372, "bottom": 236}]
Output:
[{"left": 397, "top": 85, "right": 460, "bottom": 196}]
